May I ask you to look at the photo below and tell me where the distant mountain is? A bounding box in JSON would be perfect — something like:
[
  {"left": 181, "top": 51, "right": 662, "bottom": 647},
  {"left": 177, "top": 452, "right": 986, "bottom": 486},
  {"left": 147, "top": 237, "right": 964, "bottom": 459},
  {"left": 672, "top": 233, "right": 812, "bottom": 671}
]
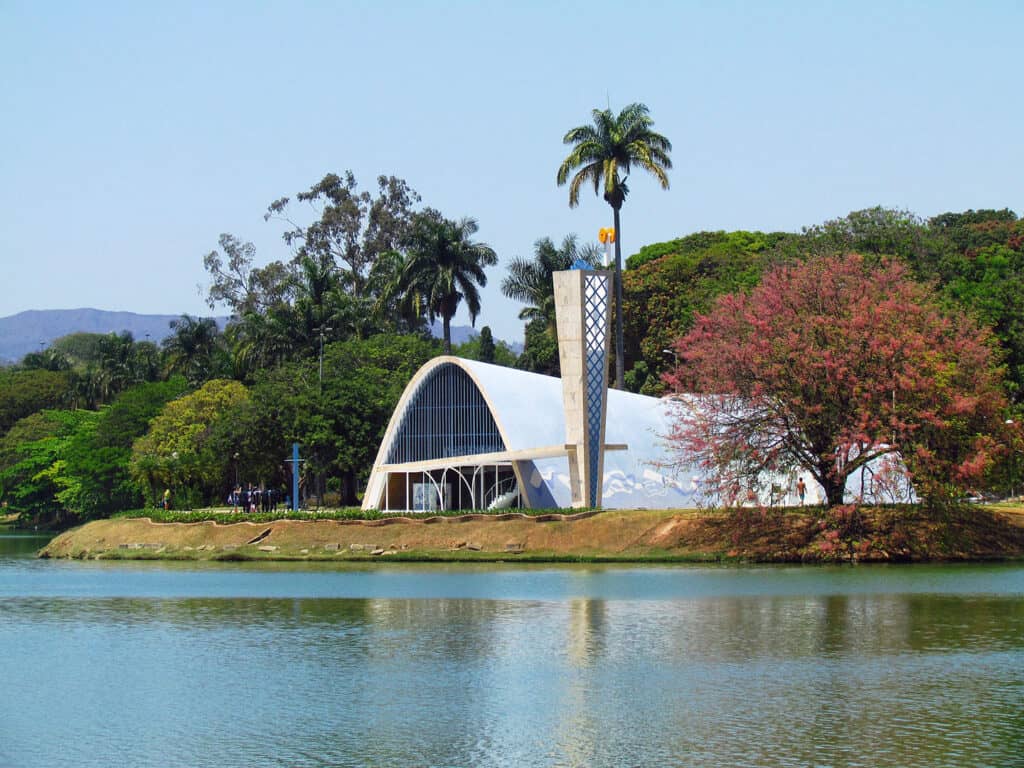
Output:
[
  {"left": 0, "top": 309, "right": 521, "bottom": 362},
  {"left": 0, "top": 309, "right": 227, "bottom": 362},
  {"left": 428, "top": 320, "right": 475, "bottom": 347},
  {"left": 428, "top": 321, "right": 523, "bottom": 354}
]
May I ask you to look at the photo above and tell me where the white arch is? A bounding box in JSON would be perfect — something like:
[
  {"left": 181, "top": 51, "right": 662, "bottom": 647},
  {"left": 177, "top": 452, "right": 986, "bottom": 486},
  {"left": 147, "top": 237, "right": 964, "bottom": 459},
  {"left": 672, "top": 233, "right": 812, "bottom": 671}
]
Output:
[
  {"left": 362, "top": 357, "right": 539, "bottom": 510},
  {"left": 362, "top": 356, "right": 702, "bottom": 511}
]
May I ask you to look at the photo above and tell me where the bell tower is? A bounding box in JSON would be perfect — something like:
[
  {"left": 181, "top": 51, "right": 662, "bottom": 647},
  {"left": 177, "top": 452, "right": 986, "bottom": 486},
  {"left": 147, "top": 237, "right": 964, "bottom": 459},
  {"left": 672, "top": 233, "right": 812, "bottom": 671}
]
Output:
[{"left": 553, "top": 266, "right": 613, "bottom": 508}]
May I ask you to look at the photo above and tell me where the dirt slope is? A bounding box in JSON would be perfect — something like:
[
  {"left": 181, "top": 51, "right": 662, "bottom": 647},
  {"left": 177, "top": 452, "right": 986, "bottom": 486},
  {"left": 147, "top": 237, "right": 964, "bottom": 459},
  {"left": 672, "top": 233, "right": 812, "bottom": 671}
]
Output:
[{"left": 39, "top": 506, "right": 1024, "bottom": 563}]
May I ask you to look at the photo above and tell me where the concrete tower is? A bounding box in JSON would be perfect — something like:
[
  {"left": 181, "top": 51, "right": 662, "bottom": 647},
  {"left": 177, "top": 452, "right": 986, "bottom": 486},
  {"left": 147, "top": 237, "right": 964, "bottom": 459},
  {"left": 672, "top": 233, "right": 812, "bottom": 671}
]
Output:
[{"left": 553, "top": 267, "right": 613, "bottom": 508}]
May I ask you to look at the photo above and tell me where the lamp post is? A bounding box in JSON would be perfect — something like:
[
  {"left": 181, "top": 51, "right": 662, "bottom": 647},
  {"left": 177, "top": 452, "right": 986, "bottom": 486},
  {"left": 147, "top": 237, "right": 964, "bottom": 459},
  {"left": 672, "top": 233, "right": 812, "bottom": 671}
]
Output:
[
  {"left": 662, "top": 348, "right": 677, "bottom": 365},
  {"left": 316, "top": 325, "right": 333, "bottom": 394},
  {"left": 1007, "top": 419, "right": 1017, "bottom": 500}
]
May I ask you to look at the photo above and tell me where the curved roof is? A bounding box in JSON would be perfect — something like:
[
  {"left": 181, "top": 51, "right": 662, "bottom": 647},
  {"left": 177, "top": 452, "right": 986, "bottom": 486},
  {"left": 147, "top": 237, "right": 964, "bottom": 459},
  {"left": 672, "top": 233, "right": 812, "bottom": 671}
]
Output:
[
  {"left": 363, "top": 356, "right": 698, "bottom": 510},
  {"left": 364, "top": 356, "right": 914, "bottom": 510}
]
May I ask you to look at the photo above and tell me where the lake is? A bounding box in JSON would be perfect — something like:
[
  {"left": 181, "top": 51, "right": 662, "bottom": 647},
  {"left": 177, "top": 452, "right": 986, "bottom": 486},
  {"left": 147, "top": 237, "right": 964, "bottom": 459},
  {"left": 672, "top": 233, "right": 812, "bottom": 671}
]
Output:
[{"left": 1, "top": 533, "right": 1022, "bottom": 767}]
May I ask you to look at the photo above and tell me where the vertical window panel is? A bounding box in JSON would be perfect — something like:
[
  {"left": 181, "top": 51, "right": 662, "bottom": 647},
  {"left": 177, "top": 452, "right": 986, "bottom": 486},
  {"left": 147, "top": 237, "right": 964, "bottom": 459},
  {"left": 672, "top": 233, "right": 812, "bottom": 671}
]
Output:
[{"left": 386, "top": 364, "right": 505, "bottom": 464}]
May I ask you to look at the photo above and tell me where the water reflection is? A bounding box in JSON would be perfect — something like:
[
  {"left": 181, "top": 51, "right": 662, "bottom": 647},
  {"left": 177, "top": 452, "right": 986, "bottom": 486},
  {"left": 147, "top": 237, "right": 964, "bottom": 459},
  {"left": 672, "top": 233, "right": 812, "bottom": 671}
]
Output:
[{"left": 1, "top": 561, "right": 1023, "bottom": 767}]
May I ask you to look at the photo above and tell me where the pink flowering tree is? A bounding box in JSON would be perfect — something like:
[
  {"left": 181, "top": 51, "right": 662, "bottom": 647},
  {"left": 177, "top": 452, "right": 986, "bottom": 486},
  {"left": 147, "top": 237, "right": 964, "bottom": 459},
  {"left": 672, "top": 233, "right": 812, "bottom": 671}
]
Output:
[{"left": 662, "top": 253, "right": 1008, "bottom": 506}]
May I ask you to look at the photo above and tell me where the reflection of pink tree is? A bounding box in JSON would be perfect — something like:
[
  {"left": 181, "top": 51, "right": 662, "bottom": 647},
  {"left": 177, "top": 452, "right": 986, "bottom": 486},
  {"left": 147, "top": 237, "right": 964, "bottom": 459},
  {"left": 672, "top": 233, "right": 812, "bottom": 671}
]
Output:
[{"left": 662, "top": 253, "right": 1007, "bottom": 506}]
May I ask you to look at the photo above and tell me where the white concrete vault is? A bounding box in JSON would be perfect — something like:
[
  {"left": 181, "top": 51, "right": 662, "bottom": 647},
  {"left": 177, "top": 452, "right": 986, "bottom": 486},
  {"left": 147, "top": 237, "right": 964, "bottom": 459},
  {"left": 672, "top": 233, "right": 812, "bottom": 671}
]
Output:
[
  {"left": 361, "top": 355, "right": 693, "bottom": 512},
  {"left": 360, "top": 355, "right": 912, "bottom": 512}
]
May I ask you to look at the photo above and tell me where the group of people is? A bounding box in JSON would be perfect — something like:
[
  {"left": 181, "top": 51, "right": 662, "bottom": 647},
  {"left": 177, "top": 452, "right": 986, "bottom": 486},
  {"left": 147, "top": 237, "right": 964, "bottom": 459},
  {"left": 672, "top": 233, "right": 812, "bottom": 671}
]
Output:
[{"left": 228, "top": 485, "right": 284, "bottom": 514}]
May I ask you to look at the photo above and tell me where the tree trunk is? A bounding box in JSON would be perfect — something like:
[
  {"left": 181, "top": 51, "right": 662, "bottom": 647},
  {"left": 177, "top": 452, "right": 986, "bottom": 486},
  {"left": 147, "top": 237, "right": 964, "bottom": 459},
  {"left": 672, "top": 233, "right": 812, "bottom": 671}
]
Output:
[
  {"left": 442, "top": 314, "right": 452, "bottom": 354},
  {"left": 821, "top": 469, "right": 845, "bottom": 506},
  {"left": 612, "top": 206, "right": 625, "bottom": 390},
  {"left": 341, "top": 468, "right": 358, "bottom": 506}
]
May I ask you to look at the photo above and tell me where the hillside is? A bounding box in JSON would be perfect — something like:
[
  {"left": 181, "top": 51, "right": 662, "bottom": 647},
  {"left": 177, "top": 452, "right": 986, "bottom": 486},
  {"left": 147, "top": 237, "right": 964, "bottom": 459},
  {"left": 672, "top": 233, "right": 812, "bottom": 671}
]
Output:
[
  {"left": 0, "top": 309, "right": 227, "bottom": 362},
  {"left": 0, "top": 309, "right": 515, "bottom": 362}
]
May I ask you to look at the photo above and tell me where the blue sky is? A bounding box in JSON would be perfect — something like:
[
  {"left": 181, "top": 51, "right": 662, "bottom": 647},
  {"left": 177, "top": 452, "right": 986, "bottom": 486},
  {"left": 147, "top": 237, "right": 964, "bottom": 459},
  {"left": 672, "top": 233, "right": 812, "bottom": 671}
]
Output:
[{"left": 2, "top": 1, "right": 1021, "bottom": 343}]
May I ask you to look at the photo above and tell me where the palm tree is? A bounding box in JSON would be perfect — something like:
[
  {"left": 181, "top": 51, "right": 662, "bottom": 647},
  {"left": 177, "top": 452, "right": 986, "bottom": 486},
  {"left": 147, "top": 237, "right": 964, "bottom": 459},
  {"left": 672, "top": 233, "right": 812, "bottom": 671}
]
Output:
[
  {"left": 369, "top": 249, "right": 431, "bottom": 334},
  {"left": 557, "top": 102, "right": 672, "bottom": 389},
  {"left": 163, "top": 315, "right": 224, "bottom": 385},
  {"left": 20, "top": 347, "right": 71, "bottom": 372},
  {"left": 96, "top": 332, "right": 141, "bottom": 399},
  {"left": 400, "top": 210, "right": 498, "bottom": 354},
  {"left": 501, "top": 234, "right": 602, "bottom": 333},
  {"left": 225, "top": 310, "right": 296, "bottom": 380}
]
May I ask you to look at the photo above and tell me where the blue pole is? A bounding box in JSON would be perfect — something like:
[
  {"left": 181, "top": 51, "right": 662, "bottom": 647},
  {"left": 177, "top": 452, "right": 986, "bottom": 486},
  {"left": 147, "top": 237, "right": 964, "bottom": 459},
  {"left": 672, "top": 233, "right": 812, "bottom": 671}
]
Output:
[{"left": 292, "top": 442, "right": 300, "bottom": 511}]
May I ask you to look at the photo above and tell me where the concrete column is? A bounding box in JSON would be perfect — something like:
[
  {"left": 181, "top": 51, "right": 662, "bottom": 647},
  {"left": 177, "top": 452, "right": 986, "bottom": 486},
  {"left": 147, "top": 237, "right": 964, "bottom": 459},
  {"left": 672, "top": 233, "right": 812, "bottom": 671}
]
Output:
[{"left": 554, "top": 269, "right": 613, "bottom": 507}]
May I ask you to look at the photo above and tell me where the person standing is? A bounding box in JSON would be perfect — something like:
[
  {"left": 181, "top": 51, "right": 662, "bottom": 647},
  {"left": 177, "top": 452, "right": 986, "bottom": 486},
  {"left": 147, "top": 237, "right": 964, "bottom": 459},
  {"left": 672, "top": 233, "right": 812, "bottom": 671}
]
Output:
[
  {"left": 162, "top": 488, "right": 171, "bottom": 511},
  {"left": 796, "top": 477, "right": 807, "bottom": 506}
]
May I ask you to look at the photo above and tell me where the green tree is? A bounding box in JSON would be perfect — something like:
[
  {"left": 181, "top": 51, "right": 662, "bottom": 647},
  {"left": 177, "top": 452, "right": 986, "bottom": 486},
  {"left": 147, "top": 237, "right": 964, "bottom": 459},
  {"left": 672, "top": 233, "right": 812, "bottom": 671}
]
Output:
[
  {"left": 251, "top": 334, "right": 440, "bottom": 505},
  {"left": 623, "top": 230, "right": 785, "bottom": 394},
  {"left": 202, "top": 233, "right": 293, "bottom": 315},
  {"left": 930, "top": 208, "right": 1019, "bottom": 253},
  {"left": 501, "top": 234, "right": 602, "bottom": 329},
  {"left": 368, "top": 248, "right": 432, "bottom": 334},
  {"left": 60, "top": 378, "right": 188, "bottom": 518},
  {"left": 162, "top": 315, "right": 226, "bottom": 385},
  {"left": 455, "top": 328, "right": 518, "bottom": 367},
  {"left": 501, "top": 234, "right": 601, "bottom": 374},
  {"left": 224, "top": 310, "right": 298, "bottom": 381},
  {"left": 130, "top": 379, "right": 250, "bottom": 507},
  {"left": 95, "top": 332, "right": 160, "bottom": 400},
  {"left": 50, "top": 332, "right": 106, "bottom": 366},
  {"left": 19, "top": 347, "right": 71, "bottom": 372},
  {"left": 942, "top": 243, "right": 1024, "bottom": 402},
  {"left": 478, "top": 326, "right": 496, "bottom": 364},
  {"left": 1, "top": 412, "right": 61, "bottom": 476},
  {"left": 0, "top": 369, "right": 74, "bottom": 436},
  {"left": 266, "top": 172, "right": 421, "bottom": 300},
  {"left": 0, "top": 409, "right": 98, "bottom": 524},
  {"left": 557, "top": 102, "right": 672, "bottom": 389},
  {"left": 516, "top": 318, "right": 561, "bottom": 376},
  {"left": 399, "top": 210, "right": 497, "bottom": 354}
]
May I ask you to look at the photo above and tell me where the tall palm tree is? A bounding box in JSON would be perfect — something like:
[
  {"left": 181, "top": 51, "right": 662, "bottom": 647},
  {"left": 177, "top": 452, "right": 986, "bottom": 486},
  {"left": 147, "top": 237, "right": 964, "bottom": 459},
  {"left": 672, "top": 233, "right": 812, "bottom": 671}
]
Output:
[
  {"left": 557, "top": 102, "right": 672, "bottom": 389},
  {"left": 225, "top": 310, "right": 296, "bottom": 380},
  {"left": 501, "top": 234, "right": 602, "bottom": 333},
  {"left": 369, "top": 249, "right": 430, "bottom": 334},
  {"left": 401, "top": 211, "right": 498, "bottom": 354},
  {"left": 163, "top": 315, "right": 224, "bottom": 385},
  {"left": 97, "top": 332, "right": 141, "bottom": 399}
]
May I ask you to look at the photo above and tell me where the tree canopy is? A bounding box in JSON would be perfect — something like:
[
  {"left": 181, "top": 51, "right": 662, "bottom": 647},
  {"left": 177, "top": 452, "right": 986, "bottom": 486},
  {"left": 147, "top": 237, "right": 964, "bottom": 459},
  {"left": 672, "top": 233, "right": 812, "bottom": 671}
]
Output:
[
  {"left": 396, "top": 211, "right": 497, "bottom": 354},
  {"left": 664, "top": 253, "right": 1008, "bottom": 506},
  {"left": 130, "top": 379, "right": 250, "bottom": 507},
  {"left": 501, "top": 234, "right": 601, "bottom": 374},
  {"left": 3, "top": 197, "right": 1021, "bottom": 522}
]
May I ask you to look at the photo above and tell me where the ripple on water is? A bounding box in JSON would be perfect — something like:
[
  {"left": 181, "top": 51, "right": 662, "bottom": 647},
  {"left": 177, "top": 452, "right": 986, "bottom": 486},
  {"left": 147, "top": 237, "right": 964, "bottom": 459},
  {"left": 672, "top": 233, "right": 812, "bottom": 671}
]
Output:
[{"left": 0, "top": 563, "right": 1022, "bottom": 767}]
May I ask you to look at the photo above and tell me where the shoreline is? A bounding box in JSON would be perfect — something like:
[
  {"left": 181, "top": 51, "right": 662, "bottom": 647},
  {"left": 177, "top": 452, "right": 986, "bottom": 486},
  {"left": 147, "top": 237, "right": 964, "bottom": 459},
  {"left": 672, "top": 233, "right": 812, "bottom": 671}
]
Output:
[{"left": 38, "top": 505, "right": 1024, "bottom": 564}]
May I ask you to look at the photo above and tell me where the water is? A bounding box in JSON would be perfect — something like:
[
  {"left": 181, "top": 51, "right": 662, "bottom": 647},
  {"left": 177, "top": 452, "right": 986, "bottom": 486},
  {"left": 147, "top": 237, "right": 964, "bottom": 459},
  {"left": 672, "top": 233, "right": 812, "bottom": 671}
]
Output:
[{"left": 1, "top": 534, "right": 1022, "bottom": 768}]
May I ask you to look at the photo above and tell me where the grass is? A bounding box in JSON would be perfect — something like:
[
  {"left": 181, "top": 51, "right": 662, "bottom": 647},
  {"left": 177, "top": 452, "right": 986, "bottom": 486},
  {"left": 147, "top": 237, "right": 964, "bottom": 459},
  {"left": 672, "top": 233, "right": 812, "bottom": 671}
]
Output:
[
  {"left": 44, "top": 502, "right": 1024, "bottom": 564},
  {"left": 114, "top": 505, "right": 593, "bottom": 525}
]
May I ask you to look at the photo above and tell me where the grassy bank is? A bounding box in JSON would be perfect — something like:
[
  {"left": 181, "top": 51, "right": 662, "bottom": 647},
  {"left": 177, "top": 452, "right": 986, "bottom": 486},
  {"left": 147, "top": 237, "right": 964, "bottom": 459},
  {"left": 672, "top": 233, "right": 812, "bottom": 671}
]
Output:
[
  {"left": 113, "top": 505, "right": 595, "bottom": 525},
  {"left": 38, "top": 504, "right": 1024, "bottom": 563}
]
